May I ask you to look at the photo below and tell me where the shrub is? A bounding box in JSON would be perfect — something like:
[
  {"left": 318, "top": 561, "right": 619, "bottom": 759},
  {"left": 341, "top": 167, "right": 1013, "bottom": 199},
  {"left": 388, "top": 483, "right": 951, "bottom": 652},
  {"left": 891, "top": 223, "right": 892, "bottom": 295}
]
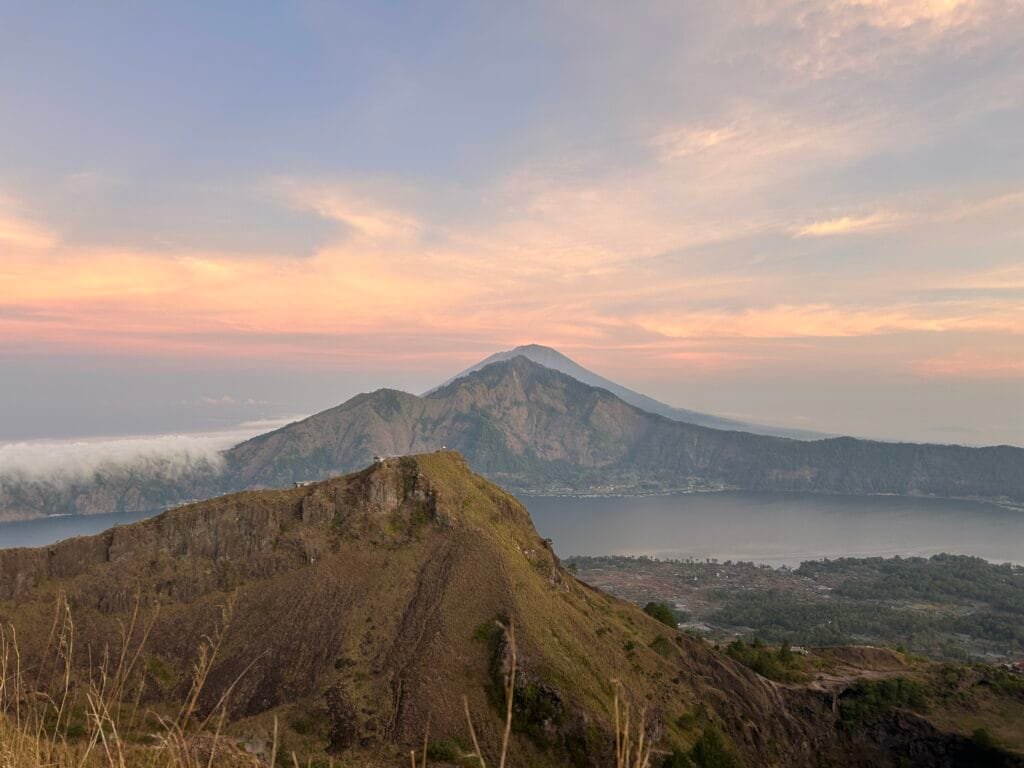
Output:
[
  {"left": 650, "top": 636, "right": 674, "bottom": 657},
  {"left": 690, "top": 726, "right": 743, "bottom": 768},
  {"left": 427, "top": 738, "right": 463, "bottom": 760},
  {"left": 644, "top": 601, "right": 679, "bottom": 628}
]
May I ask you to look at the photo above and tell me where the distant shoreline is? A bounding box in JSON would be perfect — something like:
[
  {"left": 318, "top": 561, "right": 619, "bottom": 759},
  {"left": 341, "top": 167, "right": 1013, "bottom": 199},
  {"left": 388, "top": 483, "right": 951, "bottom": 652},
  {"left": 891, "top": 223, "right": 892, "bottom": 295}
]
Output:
[{"left": 518, "top": 486, "right": 1024, "bottom": 513}]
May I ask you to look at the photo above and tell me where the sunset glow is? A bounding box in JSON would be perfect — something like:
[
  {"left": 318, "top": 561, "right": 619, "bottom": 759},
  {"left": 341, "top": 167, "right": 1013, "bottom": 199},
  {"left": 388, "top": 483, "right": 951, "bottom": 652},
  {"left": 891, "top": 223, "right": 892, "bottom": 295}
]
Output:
[{"left": 1, "top": 0, "right": 1021, "bottom": 445}]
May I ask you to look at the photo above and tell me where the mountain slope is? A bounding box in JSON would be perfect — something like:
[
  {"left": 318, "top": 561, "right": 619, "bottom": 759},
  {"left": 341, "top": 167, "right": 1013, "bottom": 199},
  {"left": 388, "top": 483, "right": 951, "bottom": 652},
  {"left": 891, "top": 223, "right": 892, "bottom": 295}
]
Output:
[
  {"left": 2, "top": 356, "right": 1023, "bottom": 521},
  {"left": 0, "top": 452, "right": 824, "bottom": 766},
  {"left": 432, "top": 344, "right": 825, "bottom": 439},
  {"left": 3, "top": 452, "right": 1017, "bottom": 767}
]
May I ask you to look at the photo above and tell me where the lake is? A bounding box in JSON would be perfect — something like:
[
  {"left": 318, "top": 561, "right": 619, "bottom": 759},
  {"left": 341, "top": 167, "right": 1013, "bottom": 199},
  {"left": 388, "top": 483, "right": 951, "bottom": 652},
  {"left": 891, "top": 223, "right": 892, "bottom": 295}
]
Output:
[
  {"left": 0, "top": 508, "right": 160, "bottom": 550},
  {"left": 1, "top": 491, "right": 1021, "bottom": 566},
  {"left": 525, "top": 491, "right": 1024, "bottom": 567}
]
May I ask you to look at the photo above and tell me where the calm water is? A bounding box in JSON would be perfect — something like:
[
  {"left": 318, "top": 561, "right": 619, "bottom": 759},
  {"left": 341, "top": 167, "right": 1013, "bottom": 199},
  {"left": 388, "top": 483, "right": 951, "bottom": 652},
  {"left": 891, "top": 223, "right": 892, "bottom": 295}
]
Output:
[
  {"left": 525, "top": 491, "right": 1024, "bottom": 567},
  {"left": 1, "top": 492, "right": 1022, "bottom": 566},
  {"left": 0, "top": 508, "right": 160, "bottom": 550}
]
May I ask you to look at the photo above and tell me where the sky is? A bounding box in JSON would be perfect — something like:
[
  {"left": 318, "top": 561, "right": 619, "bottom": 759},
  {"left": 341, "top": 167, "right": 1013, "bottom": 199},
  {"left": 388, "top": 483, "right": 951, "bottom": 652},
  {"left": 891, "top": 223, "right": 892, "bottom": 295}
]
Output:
[{"left": 0, "top": 0, "right": 1022, "bottom": 447}]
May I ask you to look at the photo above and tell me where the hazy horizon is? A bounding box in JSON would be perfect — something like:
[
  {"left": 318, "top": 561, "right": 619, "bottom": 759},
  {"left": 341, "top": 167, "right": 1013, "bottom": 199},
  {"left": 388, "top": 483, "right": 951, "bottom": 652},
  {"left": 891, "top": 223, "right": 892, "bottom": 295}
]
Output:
[
  {"left": 1, "top": 341, "right": 1022, "bottom": 447},
  {"left": 0, "top": 343, "right": 1019, "bottom": 449}
]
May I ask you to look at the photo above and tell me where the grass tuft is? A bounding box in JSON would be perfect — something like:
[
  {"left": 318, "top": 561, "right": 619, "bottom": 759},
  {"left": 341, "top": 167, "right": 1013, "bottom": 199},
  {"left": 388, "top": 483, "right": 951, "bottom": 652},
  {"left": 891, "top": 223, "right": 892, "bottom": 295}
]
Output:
[{"left": 1, "top": 592, "right": 258, "bottom": 768}]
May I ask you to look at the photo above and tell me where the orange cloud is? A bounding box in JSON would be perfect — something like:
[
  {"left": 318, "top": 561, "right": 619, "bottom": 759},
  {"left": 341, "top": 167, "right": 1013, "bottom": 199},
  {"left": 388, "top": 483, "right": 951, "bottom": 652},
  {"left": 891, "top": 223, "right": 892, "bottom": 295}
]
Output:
[
  {"left": 913, "top": 350, "right": 1024, "bottom": 377},
  {"left": 838, "top": 0, "right": 978, "bottom": 30},
  {"left": 633, "top": 302, "right": 1023, "bottom": 339},
  {"left": 1, "top": 163, "right": 1020, "bottom": 385}
]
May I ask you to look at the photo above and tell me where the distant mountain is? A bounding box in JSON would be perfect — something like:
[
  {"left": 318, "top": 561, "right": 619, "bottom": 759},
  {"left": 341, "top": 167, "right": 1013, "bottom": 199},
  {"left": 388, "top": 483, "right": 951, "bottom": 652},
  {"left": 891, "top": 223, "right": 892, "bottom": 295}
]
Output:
[
  {"left": 3, "top": 356, "right": 1023, "bottom": 521},
  {"left": 226, "top": 356, "right": 1024, "bottom": 502},
  {"left": 3, "top": 452, "right": 1018, "bottom": 766},
  {"left": 431, "top": 343, "right": 826, "bottom": 439}
]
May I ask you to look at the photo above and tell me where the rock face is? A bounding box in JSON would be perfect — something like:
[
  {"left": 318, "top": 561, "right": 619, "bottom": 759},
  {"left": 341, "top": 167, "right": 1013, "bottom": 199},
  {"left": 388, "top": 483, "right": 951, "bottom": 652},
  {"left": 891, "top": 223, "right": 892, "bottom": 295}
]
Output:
[
  {"left": 3, "top": 356, "right": 1023, "bottom": 521},
  {"left": 1, "top": 452, "right": 1020, "bottom": 767}
]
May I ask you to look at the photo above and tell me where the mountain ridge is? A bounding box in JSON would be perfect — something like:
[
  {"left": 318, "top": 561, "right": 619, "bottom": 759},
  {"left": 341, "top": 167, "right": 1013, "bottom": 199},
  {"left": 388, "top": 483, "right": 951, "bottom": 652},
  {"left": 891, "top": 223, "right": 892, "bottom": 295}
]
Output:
[{"left": 0, "top": 452, "right": 823, "bottom": 765}]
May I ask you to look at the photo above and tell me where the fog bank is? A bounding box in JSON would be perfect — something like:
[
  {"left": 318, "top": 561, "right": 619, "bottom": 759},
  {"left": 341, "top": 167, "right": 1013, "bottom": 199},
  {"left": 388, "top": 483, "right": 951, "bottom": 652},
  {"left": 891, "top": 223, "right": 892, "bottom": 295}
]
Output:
[{"left": 0, "top": 418, "right": 299, "bottom": 487}]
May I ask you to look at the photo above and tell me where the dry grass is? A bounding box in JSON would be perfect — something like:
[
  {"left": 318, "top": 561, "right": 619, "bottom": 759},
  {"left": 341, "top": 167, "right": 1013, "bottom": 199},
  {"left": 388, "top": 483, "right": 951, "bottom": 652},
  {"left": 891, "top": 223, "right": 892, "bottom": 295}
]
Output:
[
  {"left": 612, "top": 680, "right": 654, "bottom": 768},
  {"left": 4, "top": 605, "right": 660, "bottom": 768},
  {"left": 457, "top": 621, "right": 517, "bottom": 768},
  {"left": 0, "top": 591, "right": 261, "bottom": 768},
  {"left": 453, "top": 623, "right": 654, "bottom": 768}
]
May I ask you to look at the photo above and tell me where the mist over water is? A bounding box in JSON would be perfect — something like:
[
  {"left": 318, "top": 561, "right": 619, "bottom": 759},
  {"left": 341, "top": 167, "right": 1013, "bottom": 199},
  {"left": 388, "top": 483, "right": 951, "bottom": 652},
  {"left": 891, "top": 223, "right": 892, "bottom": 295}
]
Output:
[
  {"left": 525, "top": 491, "right": 1024, "bottom": 567},
  {"left": 0, "top": 418, "right": 300, "bottom": 488}
]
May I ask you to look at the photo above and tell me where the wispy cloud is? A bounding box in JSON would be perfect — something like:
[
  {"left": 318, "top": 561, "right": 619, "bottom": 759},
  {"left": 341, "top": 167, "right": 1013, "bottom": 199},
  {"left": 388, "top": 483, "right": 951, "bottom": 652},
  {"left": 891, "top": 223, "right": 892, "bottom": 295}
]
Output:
[
  {"left": 793, "top": 212, "right": 905, "bottom": 237},
  {"left": 741, "top": 0, "right": 1022, "bottom": 79},
  {"left": 1, "top": 166, "right": 1021, "bottom": 379},
  {"left": 839, "top": 0, "right": 979, "bottom": 29},
  {"left": 634, "top": 300, "right": 1022, "bottom": 340},
  {"left": 270, "top": 178, "right": 422, "bottom": 245}
]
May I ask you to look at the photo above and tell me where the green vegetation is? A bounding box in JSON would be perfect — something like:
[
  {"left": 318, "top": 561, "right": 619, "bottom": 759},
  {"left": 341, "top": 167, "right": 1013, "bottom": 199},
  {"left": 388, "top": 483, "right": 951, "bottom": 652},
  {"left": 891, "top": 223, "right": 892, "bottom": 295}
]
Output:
[
  {"left": 569, "top": 554, "right": 1024, "bottom": 662},
  {"left": 839, "top": 678, "right": 927, "bottom": 725},
  {"left": 797, "top": 554, "right": 1024, "bottom": 613},
  {"left": 3, "top": 452, "right": 1023, "bottom": 767},
  {"left": 426, "top": 738, "right": 464, "bottom": 760},
  {"left": 724, "top": 638, "right": 808, "bottom": 683},
  {"left": 967, "top": 727, "right": 1020, "bottom": 763},
  {"left": 710, "top": 589, "right": 931, "bottom": 645},
  {"left": 689, "top": 726, "right": 744, "bottom": 768},
  {"left": 656, "top": 726, "right": 744, "bottom": 768},
  {"left": 644, "top": 601, "right": 679, "bottom": 628}
]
